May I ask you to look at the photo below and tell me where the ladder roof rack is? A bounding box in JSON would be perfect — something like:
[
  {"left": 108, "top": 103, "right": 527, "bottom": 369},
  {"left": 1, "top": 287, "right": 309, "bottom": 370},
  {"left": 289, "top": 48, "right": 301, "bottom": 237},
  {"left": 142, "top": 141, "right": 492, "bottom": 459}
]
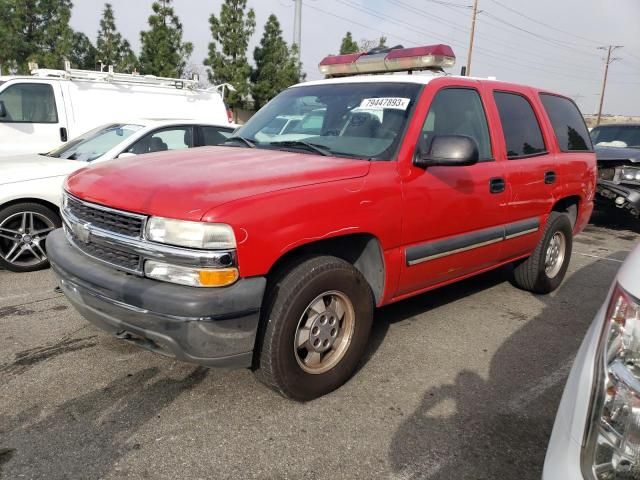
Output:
[{"left": 30, "top": 63, "right": 201, "bottom": 90}]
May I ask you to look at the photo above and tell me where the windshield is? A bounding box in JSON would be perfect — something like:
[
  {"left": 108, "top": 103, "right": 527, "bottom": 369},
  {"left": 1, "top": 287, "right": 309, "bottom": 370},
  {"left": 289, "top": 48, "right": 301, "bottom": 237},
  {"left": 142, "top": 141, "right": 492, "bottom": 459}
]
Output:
[
  {"left": 47, "top": 123, "right": 144, "bottom": 161},
  {"left": 235, "top": 82, "right": 422, "bottom": 160},
  {"left": 591, "top": 125, "right": 640, "bottom": 148}
]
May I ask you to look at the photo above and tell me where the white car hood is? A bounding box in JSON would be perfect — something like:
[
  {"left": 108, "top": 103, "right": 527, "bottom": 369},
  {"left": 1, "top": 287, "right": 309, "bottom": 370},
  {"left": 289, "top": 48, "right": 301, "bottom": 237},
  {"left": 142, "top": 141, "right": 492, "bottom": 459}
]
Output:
[{"left": 0, "top": 154, "right": 84, "bottom": 185}]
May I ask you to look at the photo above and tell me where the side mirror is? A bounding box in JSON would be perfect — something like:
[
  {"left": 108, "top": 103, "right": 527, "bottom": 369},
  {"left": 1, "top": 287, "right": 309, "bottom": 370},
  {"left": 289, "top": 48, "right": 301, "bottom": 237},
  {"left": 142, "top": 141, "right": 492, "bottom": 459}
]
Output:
[
  {"left": 117, "top": 152, "right": 137, "bottom": 159},
  {"left": 0, "top": 100, "right": 6, "bottom": 118},
  {"left": 414, "top": 135, "right": 479, "bottom": 168}
]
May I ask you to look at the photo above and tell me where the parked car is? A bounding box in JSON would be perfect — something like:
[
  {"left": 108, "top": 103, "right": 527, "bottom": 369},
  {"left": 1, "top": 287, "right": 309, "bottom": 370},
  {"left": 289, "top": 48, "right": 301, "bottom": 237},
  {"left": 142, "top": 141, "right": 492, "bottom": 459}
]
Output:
[
  {"left": 47, "top": 44, "right": 596, "bottom": 400},
  {"left": 0, "top": 119, "right": 235, "bottom": 272},
  {"left": 543, "top": 242, "right": 640, "bottom": 479},
  {"left": 0, "top": 65, "right": 232, "bottom": 156},
  {"left": 591, "top": 123, "right": 640, "bottom": 220}
]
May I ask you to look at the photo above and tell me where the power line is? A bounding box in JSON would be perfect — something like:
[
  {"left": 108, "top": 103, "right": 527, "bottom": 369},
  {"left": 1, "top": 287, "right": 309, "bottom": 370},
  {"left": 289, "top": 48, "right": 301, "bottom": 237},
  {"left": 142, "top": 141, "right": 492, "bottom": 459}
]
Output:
[{"left": 487, "top": 0, "right": 604, "bottom": 47}]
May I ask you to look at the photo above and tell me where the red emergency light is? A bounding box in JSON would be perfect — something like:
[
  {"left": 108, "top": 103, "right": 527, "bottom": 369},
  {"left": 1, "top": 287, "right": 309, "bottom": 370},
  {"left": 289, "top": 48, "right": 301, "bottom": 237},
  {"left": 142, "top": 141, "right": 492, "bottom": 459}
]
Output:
[{"left": 319, "top": 44, "right": 455, "bottom": 78}]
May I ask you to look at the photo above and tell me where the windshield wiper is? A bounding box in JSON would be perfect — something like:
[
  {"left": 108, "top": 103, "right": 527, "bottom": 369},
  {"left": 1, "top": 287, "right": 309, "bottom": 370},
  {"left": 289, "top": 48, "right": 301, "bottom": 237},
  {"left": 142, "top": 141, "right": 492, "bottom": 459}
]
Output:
[
  {"left": 223, "top": 136, "right": 256, "bottom": 148},
  {"left": 269, "top": 140, "right": 332, "bottom": 156}
]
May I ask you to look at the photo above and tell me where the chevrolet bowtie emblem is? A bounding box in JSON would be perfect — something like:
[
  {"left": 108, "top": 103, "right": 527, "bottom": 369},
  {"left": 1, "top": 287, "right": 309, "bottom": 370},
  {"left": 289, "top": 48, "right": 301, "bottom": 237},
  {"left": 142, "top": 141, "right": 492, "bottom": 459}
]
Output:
[{"left": 73, "top": 222, "right": 91, "bottom": 244}]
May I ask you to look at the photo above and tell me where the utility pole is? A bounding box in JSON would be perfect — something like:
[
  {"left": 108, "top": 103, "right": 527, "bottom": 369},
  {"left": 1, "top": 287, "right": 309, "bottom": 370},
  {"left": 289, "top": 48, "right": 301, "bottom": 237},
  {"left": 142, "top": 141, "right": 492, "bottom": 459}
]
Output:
[
  {"left": 465, "top": 0, "right": 479, "bottom": 76},
  {"left": 293, "top": 0, "right": 302, "bottom": 59},
  {"left": 596, "top": 45, "right": 622, "bottom": 126}
]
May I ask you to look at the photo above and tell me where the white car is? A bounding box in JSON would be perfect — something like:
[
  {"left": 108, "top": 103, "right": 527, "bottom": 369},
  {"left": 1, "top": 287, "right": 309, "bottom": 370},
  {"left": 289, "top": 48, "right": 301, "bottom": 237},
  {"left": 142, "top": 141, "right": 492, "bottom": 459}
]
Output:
[
  {"left": 0, "top": 119, "right": 235, "bottom": 272},
  {"left": 544, "top": 242, "right": 640, "bottom": 479},
  {"left": 0, "top": 66, "right": 232, "bottom": 156}
]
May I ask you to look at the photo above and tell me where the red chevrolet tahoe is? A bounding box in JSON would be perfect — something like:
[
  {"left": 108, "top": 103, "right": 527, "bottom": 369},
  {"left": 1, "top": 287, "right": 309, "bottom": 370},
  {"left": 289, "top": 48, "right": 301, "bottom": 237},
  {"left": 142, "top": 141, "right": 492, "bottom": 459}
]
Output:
[{"left": 47, "top": 45, "right": 596, "bottom": 400}]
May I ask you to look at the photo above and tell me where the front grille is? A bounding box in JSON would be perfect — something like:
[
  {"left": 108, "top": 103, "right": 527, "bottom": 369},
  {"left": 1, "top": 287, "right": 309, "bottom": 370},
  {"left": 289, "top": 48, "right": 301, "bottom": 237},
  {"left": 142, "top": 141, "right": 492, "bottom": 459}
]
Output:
[
  {"left": 68, "top": 228, "right": 141, "bottom": 272},
  {"left": 66, "top": 195, "right": 144, "bottom": 238},
  {"left": 598, "top": 167, "right": 616, "bottom": 181}
]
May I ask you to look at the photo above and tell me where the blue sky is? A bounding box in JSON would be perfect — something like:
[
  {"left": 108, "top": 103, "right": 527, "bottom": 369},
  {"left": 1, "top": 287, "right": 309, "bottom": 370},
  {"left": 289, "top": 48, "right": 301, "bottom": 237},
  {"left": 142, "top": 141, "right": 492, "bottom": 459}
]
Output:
[{"left": 71, "top": 0, "right": 640, "bottom": 115}]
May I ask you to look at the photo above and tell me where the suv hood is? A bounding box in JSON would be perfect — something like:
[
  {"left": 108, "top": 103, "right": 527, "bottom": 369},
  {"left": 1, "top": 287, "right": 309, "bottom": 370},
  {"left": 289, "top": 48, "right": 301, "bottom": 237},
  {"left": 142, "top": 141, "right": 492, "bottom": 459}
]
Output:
[
  {"left": 0, "top": 154, "right": 83, "bottom": 184},
  {"left": 595, "top": 146, "right": 640, "bottom": 163},
  {"left": 66, "top": 146, "right": 371, "bottom": 221}
]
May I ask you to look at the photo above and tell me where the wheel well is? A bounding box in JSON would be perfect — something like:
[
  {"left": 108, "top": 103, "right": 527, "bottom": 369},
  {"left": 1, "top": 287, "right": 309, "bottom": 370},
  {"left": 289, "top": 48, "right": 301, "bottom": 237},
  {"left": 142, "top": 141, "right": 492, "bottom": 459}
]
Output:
[
  {"left": 266, "top": 234, "right": 385, "bottom": 304},
  {"left": 0, "top": 197, "right": 60, "bottom": 217},
  {"left": 552, "top": 196, "right": 580, "bottom": 228}
]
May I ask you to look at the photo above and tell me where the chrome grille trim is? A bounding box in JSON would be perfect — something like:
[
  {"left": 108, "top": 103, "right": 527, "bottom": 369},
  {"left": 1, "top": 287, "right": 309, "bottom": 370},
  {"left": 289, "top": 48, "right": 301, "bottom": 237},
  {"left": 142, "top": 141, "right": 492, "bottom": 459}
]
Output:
[
  {"left": 65, "top": 194, "right": 146, "bottom": 238},
  {"left": 61, "top": 193, "right": 237, "bottom": 275}
]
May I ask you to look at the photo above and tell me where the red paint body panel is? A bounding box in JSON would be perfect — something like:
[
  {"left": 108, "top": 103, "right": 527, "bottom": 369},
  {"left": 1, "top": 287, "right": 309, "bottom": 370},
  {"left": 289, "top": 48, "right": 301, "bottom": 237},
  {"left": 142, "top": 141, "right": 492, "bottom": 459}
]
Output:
[{"left": 64, "top": 76, "right": 596, "bottom": 307}]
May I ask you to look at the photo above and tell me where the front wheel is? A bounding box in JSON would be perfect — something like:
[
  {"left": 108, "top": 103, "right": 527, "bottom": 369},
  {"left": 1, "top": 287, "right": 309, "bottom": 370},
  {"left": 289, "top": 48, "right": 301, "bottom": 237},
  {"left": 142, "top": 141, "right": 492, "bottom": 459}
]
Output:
[
  {"left": 254, "top": 256, "right": 374, "bottom": 401},
  {"left": 0, "top": 203, "right": 60, "bottom": 272},
  {"left": 512, "top": 212, "right": 573, "bottom": 294}
]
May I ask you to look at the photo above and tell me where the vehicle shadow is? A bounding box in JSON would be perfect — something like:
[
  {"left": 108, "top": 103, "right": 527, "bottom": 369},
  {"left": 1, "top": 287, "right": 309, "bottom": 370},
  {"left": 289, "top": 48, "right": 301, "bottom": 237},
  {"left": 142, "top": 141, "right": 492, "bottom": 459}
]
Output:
[
  {"left": 388, "top": 252, "right": 622, "bottom": 480},
  {"left": 361, "top": 266, "right": 513, "bottom": 368},
  {"left": 590, "top": 207, "right": 640, "bottom": 234},
  {"left": 0, "top": 366, "right": 208, "bottom": 480}
]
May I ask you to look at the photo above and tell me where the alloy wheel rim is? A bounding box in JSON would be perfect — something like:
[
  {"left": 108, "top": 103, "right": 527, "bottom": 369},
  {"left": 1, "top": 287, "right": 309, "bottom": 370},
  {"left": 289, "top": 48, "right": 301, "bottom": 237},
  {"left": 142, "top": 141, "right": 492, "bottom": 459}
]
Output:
[
  {"left": 544, "top": 231, "right": 566, "bottom": 278},
  {"left": 0, "top": 211, "right": 55, "bottom": 267},
  {"left": 294, "top": 290, "right": 355, "bottom": 375}
]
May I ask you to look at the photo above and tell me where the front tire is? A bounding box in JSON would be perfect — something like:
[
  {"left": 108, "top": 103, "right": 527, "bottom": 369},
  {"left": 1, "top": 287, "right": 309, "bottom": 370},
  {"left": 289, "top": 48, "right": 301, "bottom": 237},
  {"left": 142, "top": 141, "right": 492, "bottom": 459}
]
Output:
[
  {"left": 254, "top": 256, "right": 374, "bottom": 401},
  {"left": 0, "top": 203, "right": 60, "bottom": 272},
  {"left": 512, "top": 212, "right": 573, "bottom": 294}
]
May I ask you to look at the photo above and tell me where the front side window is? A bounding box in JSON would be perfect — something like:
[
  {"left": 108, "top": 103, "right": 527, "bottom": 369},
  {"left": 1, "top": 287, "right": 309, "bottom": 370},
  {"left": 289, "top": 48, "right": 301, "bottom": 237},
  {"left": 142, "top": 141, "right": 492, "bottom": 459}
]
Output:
[
  {"left": 420, "top": 87, "right": 492, "bottom": 161},
  {"left": 236, "top": 82, "right": 422, "bottom": 160},
  {"left": 539, "top": 94, "right": 592, "bottom": 152},
  {"left": 0, "top": 83, "right": 58, "bottom": 123},
  {"left": 128, "top": 127, "right": 194, "bottom": 154},
  {"left": 47, "top": 123, "right": 143, "bottom": 161},
  {"left": 494, "top": 91, "right": 546, "bottom": 158}
]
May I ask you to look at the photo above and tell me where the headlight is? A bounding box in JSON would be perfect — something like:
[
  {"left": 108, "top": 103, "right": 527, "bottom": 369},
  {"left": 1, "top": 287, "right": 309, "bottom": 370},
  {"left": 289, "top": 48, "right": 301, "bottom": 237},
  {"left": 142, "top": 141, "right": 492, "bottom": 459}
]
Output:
[
  {"left": 144, "top": 260, "right": 238, "bottom": 287},
  {"left": 146, "top": 217, "right": 236, "bottom": 250},
  {"left": 583, "top": 284, "right": 640, "bottom": 478},
  {"left": 619, "top": 167, "right": 640, "bottom": 182}
]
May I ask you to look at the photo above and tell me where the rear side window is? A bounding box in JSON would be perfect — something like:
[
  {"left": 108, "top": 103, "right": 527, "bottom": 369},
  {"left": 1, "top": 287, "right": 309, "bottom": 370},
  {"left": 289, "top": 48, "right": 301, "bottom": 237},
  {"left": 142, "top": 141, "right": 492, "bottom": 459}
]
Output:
[
  {"left": 201, "top": 126, "right": 233, "bottom": 146},
  {"left": 494, "top": 92, "right": 546, "bottom": 158},
  {"left": 0, "top": 83, "right": 58, "bottom": 123},
  {"left": 421, "top": 88, "right": 492, "bottom": 161},
  {"left": 539, "top": 94, "right": 592, "bottom": 151}
]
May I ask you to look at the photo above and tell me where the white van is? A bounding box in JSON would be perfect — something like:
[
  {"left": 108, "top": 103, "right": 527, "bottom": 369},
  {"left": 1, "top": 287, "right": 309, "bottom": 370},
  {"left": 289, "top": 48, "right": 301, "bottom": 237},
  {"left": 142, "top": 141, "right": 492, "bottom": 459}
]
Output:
[{"left": 0, "top": 66, "right": 231, "bottom": 155}]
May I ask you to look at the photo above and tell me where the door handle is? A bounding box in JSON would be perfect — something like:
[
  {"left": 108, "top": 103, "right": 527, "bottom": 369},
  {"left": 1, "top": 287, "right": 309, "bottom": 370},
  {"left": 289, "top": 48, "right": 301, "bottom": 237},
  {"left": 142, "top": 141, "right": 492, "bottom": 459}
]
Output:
[
  {"left": 544, "top": 171, "right": 556, "bottom": 184},
  {"left": 489, "top": 177, "right": 506, "bottom": 194},
  {"left": 60, "top": 127, "right": 68, "bottom": 142}
]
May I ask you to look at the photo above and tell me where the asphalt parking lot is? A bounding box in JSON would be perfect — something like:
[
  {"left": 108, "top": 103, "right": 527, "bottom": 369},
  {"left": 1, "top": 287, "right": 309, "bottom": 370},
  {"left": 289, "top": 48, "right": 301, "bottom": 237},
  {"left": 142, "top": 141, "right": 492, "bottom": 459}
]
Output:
[{"left": 1, "top": 216, "right": 638, "bottom": 480}]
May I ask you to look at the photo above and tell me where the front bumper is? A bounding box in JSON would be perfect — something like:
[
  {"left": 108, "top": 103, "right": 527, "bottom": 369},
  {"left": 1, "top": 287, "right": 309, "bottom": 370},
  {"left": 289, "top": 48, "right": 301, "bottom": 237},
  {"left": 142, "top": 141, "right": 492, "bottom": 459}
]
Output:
[
  {"left": 47, "top": 229, "right": 266, "bottom": 368},
  {"left": 596, "top": 179, "right": 640, "bottom": 217}
]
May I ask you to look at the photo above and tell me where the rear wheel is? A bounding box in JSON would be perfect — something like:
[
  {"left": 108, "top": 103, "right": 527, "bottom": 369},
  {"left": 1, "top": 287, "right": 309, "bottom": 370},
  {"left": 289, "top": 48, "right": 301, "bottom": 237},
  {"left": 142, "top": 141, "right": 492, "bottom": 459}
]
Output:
[
  {"left": 512, "top": 212, "right": 573, "bottom": 294},
  {"left": 0, "top": 203, "right": 60, "bottom": 272},
  {"left": 254, "top": 256, "right": 374, "bottom": 401}
]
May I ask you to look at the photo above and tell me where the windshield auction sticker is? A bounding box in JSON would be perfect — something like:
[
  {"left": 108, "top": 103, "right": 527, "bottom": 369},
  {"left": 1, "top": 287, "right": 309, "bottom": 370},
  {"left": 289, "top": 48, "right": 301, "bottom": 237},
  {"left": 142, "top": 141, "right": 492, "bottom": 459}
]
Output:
[{"left": 359, "top": 97, "right": 410, "bottom": 110}]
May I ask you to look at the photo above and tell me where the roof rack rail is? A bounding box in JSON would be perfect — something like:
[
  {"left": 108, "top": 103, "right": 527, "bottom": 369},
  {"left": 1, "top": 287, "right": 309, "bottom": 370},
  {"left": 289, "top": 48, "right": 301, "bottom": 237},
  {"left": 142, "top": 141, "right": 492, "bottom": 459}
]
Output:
[{"left": 30, "top": 62, "right": 200, "bottom": 90}]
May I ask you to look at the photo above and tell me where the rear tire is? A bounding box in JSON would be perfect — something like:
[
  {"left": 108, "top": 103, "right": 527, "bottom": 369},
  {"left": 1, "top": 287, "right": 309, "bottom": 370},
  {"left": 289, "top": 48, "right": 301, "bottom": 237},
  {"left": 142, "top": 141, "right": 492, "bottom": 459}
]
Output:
[
  {"left": 254, "top": 256, "right": 374, "bottom": 401},
  {"left": 512, "top": 212, "right": 573, "bottom": 294},
  {"left": 0, "top": 202, "right": 60, "bottom": 272}
]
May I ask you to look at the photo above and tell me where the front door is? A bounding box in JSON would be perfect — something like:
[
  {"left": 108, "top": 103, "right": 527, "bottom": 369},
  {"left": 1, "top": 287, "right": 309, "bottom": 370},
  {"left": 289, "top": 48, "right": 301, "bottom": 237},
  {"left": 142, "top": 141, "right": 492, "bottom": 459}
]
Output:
[
  {"left": 0, "top": 81, "right": 67, "bottom": 155},
  {"left": 396, "top": 85, "right": 509, "bottom": 297}
]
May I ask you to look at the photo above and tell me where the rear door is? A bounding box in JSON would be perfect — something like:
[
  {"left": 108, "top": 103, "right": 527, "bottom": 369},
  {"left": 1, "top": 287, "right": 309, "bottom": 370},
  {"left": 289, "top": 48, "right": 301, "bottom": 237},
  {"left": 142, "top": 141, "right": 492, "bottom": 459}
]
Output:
[
  {"left": 0, "top": 80, "right": 67, "bottom": 154},
  {"left": 490, "top": 88, "right": 559, "bottom": 261}
]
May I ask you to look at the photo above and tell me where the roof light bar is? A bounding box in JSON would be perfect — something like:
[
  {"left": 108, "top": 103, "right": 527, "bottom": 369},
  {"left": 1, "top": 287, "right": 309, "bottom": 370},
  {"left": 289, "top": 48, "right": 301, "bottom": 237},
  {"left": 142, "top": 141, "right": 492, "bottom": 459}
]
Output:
[{"left": 318, "top": 44, "right": 455, "bottom": 78}]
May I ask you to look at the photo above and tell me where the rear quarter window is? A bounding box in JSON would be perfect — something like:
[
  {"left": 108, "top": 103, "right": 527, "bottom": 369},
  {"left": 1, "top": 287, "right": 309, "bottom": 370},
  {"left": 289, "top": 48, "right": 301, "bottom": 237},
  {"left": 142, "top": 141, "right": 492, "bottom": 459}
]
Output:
[
  {"left": 493, "top": 91, "right": 546, "bottom": 159},
  {"left": 539, "top": 94, "right": 592, "bottom": 152}
]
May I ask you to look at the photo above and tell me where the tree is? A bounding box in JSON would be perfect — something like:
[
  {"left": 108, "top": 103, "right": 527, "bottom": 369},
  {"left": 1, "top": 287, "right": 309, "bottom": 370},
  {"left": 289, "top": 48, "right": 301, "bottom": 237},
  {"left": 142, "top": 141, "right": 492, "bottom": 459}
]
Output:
[
  {"left": 339, "top": 31, "right": 359, "bottom": 54},
  {"left": 69, "top": 31, "right": 97, "bottom": 70},
  {"left": 139, "top": 0, "right": 193, "bottom": 77},
  {"left": 251, "top": 15, "right": 304, "bottom": 110},
  {"left": 3, "top": 0, "right": 74, "bottom": 73},
  {"left": 96, "top": 3, "right": 138, "bottom": 72},
  {"left": 204, "top": 0, "right": 255, "bottom": 113}
]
